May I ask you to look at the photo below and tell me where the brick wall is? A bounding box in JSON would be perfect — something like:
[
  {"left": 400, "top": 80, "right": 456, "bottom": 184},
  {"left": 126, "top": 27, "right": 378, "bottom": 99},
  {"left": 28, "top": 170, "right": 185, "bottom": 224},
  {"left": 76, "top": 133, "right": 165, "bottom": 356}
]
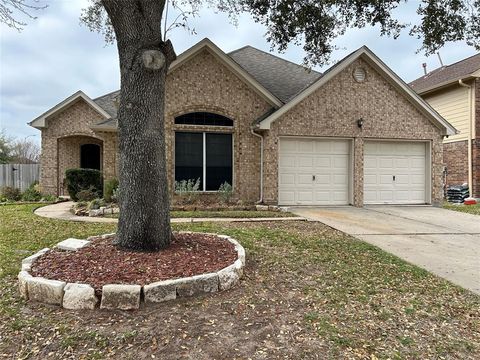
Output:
[
  {"left": 443, "top": 140, "right": 469, "bottom": 189},
  {"left": 40, "top": 100, "right": 116, "bottom": 195},
  {"left": 262, "top": 58, "right": 444, "bottom": 206}
]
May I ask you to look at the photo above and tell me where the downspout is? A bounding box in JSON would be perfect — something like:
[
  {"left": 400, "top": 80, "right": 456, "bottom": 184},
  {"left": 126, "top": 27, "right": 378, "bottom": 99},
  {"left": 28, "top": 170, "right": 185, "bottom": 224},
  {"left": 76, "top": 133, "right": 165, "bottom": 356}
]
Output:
[
  {"left": 459, "top": 79, "right": 473, "bottom": 197},
  {"left": 250, "top": 128, "right": 264, "bottom": 203}
]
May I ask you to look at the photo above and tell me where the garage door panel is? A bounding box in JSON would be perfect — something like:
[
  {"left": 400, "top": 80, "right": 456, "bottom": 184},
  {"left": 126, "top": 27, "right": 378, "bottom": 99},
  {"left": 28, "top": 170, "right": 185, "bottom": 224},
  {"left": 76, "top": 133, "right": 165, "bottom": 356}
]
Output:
[
  {"left": 279, "top": 138, "right": 350, "bottom": 205},
  {"left": 364, "top": 141, "right": 426, "bottom": 204}
]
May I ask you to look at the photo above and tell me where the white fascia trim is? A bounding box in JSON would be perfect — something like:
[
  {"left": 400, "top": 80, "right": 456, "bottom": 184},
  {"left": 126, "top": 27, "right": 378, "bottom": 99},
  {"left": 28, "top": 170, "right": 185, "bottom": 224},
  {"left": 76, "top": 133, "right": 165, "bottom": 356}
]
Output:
[
  {"left": 29, "top": 90, "right": 111, "bottom": 129},
  {"left": 258, "top": 46, "right": 458, "bottom": 136},
  {"left": 169, "top": 38, "right": 283, "bottom": 108}
]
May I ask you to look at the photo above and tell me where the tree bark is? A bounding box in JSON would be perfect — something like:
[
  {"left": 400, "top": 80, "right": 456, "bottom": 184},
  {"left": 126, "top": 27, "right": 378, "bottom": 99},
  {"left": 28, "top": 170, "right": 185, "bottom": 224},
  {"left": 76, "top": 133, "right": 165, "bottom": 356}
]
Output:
[{"left": 101, "top": 0, "right": 174, "bottom": 251}]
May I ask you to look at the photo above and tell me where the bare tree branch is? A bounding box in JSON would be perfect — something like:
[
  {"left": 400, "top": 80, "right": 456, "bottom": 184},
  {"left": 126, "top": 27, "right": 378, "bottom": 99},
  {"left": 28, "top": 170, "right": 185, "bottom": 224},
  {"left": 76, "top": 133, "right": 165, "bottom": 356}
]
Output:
[{"left": 0, "top": 0, "right": 47, "bottom": 30}]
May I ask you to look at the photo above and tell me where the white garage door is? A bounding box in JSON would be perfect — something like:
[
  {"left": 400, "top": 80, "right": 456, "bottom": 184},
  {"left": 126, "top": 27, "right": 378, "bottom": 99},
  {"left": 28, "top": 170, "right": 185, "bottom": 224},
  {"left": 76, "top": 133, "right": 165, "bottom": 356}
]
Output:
[
  {"left": 279, "top": 138, "right": 350, "bottom": 205},
  {"left": 364, "top": 141, "right": 427, "bottom": 204}
]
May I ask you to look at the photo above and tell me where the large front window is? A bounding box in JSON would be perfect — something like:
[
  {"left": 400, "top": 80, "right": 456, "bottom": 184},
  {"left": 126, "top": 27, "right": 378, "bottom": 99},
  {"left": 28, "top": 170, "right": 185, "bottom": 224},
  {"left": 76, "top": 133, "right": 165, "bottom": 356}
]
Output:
[{"left": 175, "top": 132, "right": 232, "bottom": 191}]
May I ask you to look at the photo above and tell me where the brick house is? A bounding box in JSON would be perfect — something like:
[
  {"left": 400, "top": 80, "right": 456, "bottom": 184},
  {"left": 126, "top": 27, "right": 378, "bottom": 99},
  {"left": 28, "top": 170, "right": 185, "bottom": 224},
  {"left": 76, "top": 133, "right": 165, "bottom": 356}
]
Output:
[
  {"left": 29, "top": 39, "right": 456, "bottom": 206},
  {"left": 410, "top": 54, "right": 480, "bottom": 198}
]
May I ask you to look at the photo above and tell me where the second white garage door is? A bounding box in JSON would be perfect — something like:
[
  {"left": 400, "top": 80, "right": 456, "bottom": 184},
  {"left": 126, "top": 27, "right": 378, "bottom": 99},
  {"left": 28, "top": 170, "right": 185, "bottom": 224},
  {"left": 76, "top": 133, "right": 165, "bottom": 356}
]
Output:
[
  {"left": 364, "top": 141, "right": 427, "bottom": 204},
  {"left": 279, "top": 138, "right": 350, "bottom": 205}
]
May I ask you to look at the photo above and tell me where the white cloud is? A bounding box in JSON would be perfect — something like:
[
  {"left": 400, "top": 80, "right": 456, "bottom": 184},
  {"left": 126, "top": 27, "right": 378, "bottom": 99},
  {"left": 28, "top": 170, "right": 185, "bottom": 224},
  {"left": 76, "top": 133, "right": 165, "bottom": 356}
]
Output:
[{"left": 0, "top": 2, "right": 477, "bottom": 142}]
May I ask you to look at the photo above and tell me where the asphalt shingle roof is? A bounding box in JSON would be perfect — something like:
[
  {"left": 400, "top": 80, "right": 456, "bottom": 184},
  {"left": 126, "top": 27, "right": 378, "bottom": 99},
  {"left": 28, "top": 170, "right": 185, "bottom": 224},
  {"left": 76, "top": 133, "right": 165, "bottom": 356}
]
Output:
[
  {"left": 410, "top": 53, "right": 480, "bottom": 93},
  {"left": 229, "top": 46, "right": 322, "bottom": 103},
  {"left": 92, "top": 45, "right": 322, "bottom": 128}
]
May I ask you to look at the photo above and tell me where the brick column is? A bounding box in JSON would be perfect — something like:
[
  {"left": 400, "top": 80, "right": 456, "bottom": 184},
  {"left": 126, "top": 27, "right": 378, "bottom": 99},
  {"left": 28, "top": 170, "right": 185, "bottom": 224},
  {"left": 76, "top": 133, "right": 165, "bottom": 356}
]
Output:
[
  {"left": 40, "top": 134, "right": 58, "bottom": 196},
  {"left": 353, "top": 137, "right": 364, "bottom": 207}
]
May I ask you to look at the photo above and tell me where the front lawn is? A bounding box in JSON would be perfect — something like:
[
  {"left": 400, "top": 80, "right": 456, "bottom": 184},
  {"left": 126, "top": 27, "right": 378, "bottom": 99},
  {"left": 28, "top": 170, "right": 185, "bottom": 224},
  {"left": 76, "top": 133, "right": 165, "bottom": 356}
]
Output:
[
  {"left": 443, "top": 202, "right": 480, "bottom": 216},
  {"left": 105, "top": 210, "right": 297, "bottom": 219},
  {"left": 1, "top": 204, "right": 479, "bottom": 359}
]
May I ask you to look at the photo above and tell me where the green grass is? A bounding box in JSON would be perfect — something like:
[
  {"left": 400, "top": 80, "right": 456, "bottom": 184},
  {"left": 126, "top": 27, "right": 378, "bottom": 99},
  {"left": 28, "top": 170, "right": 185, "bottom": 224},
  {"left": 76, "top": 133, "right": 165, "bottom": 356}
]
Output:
[
  {"left": 106, "top": 210, "right": 296, "bottom": 219},
  {"left": 442, "top": 202, "right": 480, "bottom": 216},
  {"left": 0, "top": 204, "right": 479, "bottom": 359}
]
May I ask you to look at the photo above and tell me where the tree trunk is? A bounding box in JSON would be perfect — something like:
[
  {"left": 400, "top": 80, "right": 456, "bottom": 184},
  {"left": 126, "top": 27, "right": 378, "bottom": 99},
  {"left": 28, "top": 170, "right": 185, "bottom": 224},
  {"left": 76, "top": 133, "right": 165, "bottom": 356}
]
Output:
[{"left": 101, "top": 0, "right": 174, "bottom": 251}]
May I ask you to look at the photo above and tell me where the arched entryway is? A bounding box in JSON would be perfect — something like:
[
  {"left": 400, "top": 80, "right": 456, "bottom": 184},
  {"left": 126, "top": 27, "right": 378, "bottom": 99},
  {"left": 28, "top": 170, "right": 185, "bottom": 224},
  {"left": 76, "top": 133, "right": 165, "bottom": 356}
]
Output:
[{"left": 57, "top": 135, "right": 103, "bottom": 195}]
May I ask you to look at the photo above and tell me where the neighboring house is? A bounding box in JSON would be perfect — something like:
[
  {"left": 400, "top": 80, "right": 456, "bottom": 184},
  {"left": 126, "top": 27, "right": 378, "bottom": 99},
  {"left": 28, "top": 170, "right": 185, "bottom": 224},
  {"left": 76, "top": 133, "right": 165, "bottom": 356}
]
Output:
[
  {"left": 410, "top": 54, "right": 480, "bottom": 198},
  {"left": 29, "top": 38, "right": 456, "bottom": 206}
]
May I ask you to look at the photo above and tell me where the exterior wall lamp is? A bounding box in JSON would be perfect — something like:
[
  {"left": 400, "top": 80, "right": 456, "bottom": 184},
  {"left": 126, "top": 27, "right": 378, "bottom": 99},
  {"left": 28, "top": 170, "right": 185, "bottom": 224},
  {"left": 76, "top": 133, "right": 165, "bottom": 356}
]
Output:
[{"left": 357, "top": 118, "right": 364, "bottom": 128}]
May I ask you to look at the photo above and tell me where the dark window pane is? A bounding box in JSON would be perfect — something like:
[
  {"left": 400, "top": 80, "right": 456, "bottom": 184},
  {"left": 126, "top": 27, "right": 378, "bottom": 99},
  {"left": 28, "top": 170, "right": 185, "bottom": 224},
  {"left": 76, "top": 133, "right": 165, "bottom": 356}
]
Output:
[
  {"left": 80, "top": 144, "right": 101, "bottom": 170},
  {"left": 206, "top": 133, "right": 232, "bottom": 191},
  {"left": 175, "top": 112, "right": 233, "bottom": 127},
  {"left": 175, "top": 132, "right": 203, "bottom": 188}
]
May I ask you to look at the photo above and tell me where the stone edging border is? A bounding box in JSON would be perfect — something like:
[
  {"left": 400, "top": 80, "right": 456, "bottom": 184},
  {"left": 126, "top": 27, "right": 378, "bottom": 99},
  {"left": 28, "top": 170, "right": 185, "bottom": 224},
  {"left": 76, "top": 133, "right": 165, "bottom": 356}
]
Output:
[{"left": 18, "top": 232, "right": 245, "bottom": 310}]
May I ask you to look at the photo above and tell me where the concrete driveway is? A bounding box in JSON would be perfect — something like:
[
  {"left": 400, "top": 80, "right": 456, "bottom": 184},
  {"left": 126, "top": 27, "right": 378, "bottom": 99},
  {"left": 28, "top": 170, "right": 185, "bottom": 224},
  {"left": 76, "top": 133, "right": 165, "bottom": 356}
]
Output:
[{"left": 290, "top": 206, "right": 480, "bottom": 295}]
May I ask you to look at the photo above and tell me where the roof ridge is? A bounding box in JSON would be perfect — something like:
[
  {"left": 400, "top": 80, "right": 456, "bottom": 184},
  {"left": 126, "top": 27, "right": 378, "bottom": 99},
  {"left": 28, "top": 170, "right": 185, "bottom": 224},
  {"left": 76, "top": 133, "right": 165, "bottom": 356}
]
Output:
[
  {"left": 93, "top": 89, "right": 120, "bottom": 101},
  {"left": 229, "top": 45, "right": 321, "bottom": 75},
  {"left": 420, "top": 52, "right": 480, "bottom": 79}
]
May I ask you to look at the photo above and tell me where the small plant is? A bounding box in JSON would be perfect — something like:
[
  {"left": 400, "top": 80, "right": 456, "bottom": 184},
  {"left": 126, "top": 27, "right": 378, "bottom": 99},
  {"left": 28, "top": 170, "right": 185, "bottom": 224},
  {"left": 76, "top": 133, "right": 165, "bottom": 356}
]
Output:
[
  {"left": 1, "top": 186, "right": 21, "bottom": 202},
  {"left": 104, "top": 177, "right": 119, "bottom": 203},
  {"left": 88, "top": 198, "right": 106, "bottom": 210},
  {"left": 174, "top": 178, "right": 200, "bottom": 204},
  {"left": 112, "top": 186, "right": 120, "bottom": 203},
  {"left": 65, "top": 168, "right": 103, "bottom": 201},
  {"left": 21, "top": 182, "right": 42, "bottom": 202},
  {"left": 218, "top": 182, "right": 233, "bottom": 203},
  {"left": 41, "top": 194, "right": 57, "bottom": 202},
  {"left": 76, "top": 186, "right": 98, "bottom": 202}
]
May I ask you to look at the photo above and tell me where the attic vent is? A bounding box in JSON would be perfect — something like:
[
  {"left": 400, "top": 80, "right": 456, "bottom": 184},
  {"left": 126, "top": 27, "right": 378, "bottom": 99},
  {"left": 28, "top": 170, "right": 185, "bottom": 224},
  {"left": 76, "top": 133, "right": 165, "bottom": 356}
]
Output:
[{"left": 353, "top": 67, "right": 366, "bottom": 83}]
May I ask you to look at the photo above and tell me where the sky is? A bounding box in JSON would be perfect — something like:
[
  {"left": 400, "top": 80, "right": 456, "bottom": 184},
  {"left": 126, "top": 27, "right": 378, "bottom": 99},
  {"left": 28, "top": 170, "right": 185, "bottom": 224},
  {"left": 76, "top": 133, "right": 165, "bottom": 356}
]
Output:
[{"left": 0, "top": 0, "right": 478, "bottom": 143}]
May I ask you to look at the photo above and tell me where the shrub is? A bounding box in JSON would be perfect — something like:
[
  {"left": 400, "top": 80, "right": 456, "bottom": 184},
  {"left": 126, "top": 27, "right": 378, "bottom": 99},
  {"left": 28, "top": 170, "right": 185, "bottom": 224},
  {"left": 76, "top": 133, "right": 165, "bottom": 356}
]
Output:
[
  {"left": 1, "top": 186, "right": 21, "bottom": 201},
  {"left": 21, "top": 183, "right": 42, "bottom": 201},
  {"left": 104, "top": 178, "right": 119, "bottom": 203},
  {"left": 218, "top": 182, "right": 233, "bottom": 203},
  {"left": 112, "top": 186, "right": 120, "bottom": 203},
  {"left": 76, "top": 186, "right": 98, "bottom": 202},
  {"left": 41, "top": 194, "right": 57, "bottom": 202},
  {"left": 174, "top": 178, "right": 200, "bottom": 204},
  {"left": 88, "top": 198, "right": 106, "bottom": 210},
  {"left": 65, "top": 168, "right": 103, "bottom": 201}
]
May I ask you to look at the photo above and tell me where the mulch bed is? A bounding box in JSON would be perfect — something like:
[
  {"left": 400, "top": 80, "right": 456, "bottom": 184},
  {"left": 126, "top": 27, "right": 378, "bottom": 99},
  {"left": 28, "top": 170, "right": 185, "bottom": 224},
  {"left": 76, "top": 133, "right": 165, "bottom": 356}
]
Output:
[{"left": 30, "top": 233, "right": 237, "bottom": 293}]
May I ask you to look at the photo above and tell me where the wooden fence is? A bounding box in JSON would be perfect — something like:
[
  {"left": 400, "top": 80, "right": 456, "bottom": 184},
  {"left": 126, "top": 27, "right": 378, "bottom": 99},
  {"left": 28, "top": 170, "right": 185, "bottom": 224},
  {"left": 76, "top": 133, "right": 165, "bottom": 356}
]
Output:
[{"left": 0, "top": 164, "right": 40, "bottom": 192}]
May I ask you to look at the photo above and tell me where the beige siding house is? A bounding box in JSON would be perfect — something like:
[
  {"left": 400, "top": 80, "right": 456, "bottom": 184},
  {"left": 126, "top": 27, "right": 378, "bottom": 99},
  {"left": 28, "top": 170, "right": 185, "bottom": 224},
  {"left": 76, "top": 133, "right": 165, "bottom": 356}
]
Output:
[
  {"left": 410, "top": 54, "right": 480, "bottom": 198},
  {"left": 30, "top": 39, "right": 456, "bottom": 206}
]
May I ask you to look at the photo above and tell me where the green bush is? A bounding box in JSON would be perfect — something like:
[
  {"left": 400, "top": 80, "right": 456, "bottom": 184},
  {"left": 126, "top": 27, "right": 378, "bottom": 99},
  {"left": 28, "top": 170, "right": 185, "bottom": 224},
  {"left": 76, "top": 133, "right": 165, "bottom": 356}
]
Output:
[
  {"left": 41, "top": 194, "right": 57, "bottom": 202},
  {"left": 21, "top": 182, "right": 42, "bottom": 201},
  {"left": 65, "top": 168, "right": 103, "bottom": 201},
  {"left": 76, "top": 186, "right": 98, "bottom": 202},
  {"left": 104, "top": 178, "right": 119, "bottom": 203},
  {"left": 1, "top": 186, "right": 21, "bottom": 202},
  {"left": 218, "top": 182, "right": 233, "bottom": 203},
  {"left": 88, "top": 198, "right": 106, "bottom": 210}
]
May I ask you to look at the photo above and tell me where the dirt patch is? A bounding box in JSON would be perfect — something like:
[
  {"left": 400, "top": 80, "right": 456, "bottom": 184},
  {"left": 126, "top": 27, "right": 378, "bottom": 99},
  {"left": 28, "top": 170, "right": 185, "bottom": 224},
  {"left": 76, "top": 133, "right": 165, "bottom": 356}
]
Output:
[{"left": 31, "top": 233, "right": 237, "bottom": 293}]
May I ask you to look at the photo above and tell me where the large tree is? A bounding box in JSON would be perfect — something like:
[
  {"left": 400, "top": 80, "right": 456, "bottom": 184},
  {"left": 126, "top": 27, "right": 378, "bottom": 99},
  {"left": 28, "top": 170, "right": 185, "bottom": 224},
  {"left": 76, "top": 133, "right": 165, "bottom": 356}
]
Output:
[{"left": 3, "top": 0, "right": 479, "bottom": 251}]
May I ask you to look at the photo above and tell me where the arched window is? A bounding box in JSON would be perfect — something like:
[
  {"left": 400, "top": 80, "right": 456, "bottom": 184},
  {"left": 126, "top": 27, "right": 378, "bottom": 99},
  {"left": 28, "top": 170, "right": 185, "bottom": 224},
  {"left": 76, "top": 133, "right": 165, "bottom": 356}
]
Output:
[{"left": 174, "top": 112, "right": 233, "bottom": 127}]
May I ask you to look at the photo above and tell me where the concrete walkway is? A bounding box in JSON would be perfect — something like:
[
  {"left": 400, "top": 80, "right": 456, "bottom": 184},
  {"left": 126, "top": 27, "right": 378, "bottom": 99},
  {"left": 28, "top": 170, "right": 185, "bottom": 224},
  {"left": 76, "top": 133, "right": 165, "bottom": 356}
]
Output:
[
  {"left": 34, "top": 201, "right": 304, "bottom": 224},
  {"left": 290, "top": 206, "right": 480, "bottom": 295}
]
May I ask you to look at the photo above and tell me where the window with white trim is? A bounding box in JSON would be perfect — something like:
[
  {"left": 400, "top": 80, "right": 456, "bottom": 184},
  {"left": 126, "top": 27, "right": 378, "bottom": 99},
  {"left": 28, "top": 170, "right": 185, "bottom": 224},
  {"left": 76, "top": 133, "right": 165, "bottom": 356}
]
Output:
[{"left": 175, "top": 132, "right": 232, "bottom": 191}]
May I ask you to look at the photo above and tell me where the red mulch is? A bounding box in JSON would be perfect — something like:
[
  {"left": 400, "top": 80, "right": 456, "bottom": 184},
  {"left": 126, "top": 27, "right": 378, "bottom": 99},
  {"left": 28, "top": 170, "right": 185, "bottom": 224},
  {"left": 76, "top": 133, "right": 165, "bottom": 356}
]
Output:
[{"left": 30, "top": 233, "right": 237, "bottom": 293}]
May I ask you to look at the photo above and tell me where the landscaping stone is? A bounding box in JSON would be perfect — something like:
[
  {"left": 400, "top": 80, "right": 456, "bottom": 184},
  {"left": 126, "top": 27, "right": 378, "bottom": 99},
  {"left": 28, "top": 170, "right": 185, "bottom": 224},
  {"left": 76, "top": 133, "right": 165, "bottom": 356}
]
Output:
[
  {"left": 27, "top": 277, "right": 66, "bottom": 305},
  {"left": 144, "top": 280, "right": 177, "bottom": 303},
  {"left": 89, "top": 209, "right": 103, "bottom": 217},
  {"left": 176, "top": 273, "right": 219, "bottom": 297},
  {"left": 255, "top": 205, "right": 269, "bottom": 211},
  {"left": 55, "top": 238, "right": 90, "bottom": 251},
  {"left": 217, "top": 264, "right": 240, "bottom": 290},
  {"left": 22, "top": 248, "right": 49, "bottom": 266},
  {"left": 18, "top": 271, "right": 32, "bottom": 299},
  {"left": 100, "top": 284, "right": 141, "bottom": 310},
  {"left": 63, "top": 283, "right": 98, "bottom": 310},
  {"left": 21, "top": 263, "right": 31, "bottom": 272}
]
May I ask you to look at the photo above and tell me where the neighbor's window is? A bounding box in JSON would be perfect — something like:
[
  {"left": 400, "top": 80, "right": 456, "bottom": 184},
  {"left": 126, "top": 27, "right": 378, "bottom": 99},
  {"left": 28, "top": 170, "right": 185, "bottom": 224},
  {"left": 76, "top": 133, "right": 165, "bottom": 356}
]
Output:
[
  {"left": 174, "top": 112, "right": 234, "bottom": 127},
  {"left": 175, "top": 132, "right": 232, "bottom": 191}
]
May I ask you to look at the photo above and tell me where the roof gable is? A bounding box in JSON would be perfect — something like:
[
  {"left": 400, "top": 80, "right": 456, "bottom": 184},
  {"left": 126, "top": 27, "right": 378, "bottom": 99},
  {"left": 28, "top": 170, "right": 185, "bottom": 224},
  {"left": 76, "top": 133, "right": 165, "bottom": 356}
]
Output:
[
  {"left": 258, "top": 46, "right": 457, "bottom": 136},
  {"left": 29, "top": 91, "right": 111, "bottom": 129},
  {"left": 169, "top": 38, "right": 282, "bottom": 107}
]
